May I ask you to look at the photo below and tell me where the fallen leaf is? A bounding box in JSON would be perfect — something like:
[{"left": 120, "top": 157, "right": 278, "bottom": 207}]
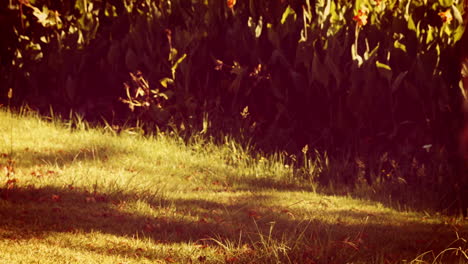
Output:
[
  {"left": 225, "top": 256, "right": 239, "bottom": 263},
  {"left": 281, "top": 209, "right": 295, "bottom": 218},
  {"left": 85, "top": 197, "right": 96, "bottom": 203},
  {"left": 247, "top": 210, "right": 261, "bottom": 220},
  {"left": 6, "top": 178, "right": 18, "bottom": 189},
  {"left": 165, "top": 257, "right": 176, "bottom": 263},
  {"left": 31, "top": 171, "right": 43, "bottom": 177},
  {"left": 51, "top": 194, "right": 61, "bottom": 202}
]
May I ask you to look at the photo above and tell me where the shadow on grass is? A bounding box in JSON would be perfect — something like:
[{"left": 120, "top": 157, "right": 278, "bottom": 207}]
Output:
[
  {"left": 0, "top": 184, "right": 466, "bottom": 263},
  {"left": 228, "top": 176, "right": 311, "bottom": 192},
  {"left": 10, "top": 142, "right": 129, "bottom": 169}
]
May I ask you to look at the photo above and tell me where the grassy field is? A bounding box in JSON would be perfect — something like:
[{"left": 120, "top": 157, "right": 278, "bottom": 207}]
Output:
[{"left": 0, "top": 108, "right": 467, "bottom": 264}]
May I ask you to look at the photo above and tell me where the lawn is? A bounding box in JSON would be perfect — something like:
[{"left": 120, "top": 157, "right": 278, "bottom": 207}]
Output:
[{"left": 0, "top": 109, "right": 467, "bottom": 264}]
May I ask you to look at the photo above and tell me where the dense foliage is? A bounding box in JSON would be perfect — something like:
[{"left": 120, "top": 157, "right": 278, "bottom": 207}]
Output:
[{"left": 1, "top": 0, "right": 467, "bottom": 210}]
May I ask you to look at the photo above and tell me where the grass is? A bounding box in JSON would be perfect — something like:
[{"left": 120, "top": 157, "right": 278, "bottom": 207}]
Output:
[{"left": 0, "top": 108, "right": 467, "bottom": 264}]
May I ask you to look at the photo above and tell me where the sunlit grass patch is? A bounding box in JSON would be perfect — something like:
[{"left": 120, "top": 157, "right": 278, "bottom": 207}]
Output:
[{"left": 0, "top": 109, "right": 467, "bottom": 264}]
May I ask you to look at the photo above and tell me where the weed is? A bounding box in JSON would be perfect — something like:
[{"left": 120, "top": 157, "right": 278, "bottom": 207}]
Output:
[{"left": 411, "top": 232, "right": 468, "bottom": 264}]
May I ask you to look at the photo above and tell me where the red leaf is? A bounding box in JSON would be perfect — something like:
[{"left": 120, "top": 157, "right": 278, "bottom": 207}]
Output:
[
  {"left": 51, "top": 194, "right": 61, "bottom": 202},
  {"left": 85, "top": 197, "right": 96, "bottom": 203},
  {"left": 225, "top": 256, "right": 239, "bottom": 263},
  {"left": 6, "top": 178, "right": 18, "bottom": 189},
  {"left": 247, "top": 210, "right": 261, "bottom": 220}
]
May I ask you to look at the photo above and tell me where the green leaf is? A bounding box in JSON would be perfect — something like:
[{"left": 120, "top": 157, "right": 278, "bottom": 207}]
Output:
[
  {"left": 303, "top": 0, "right": 313, "bottom": 22},
  {"left": 426, "top": 25, "right": 435, "bottom": 45},
  {"left": 171, "top": 53, "right": 187, "bottom": 79},
  {"left": 438, "top": 0, "right": 453, "bottom": 7},
  {"left": 407, "top": 15, "right": 416, "bottom": 33},
  {"left": 255, "top": 16, "right": 263, "bottom": 38},
  {"left": 364, "top": 41, "right": 379, "bottom": 61},
  {"left": 160, "top": 78, "right": 174, "bottom": 88},
  {"left": 394, "top": 40, "right": 407, "bottom": 52},
  {"left": 316, "top": 0, "right": 331, "bottom": 25},
  {"left": 157, "top": 92, "right": 169, "bottom": 100},
  {"left": 461, "top": 59, "right": 468, "bottom": 78},
  {"left": 351, "top": 43, "right": 363, "bottom": 67},
  {"left": 376, "top": 61, "right": 392, "bottom": 82},
  {"left": 248, "top": 16, "right": 254, "bottom": 28},
  {"left": 136, "top": 88, "right": 145, "bottom": 97},
  {"left": 451, "top": 4, "right": 463, "bottom": 24},
  {"left": 452, "top": 24, "right": 466, "bottom": 42},
  {"left": 169, "top": 48, "right": 178, "bottom": 62},
  {"left": 281, "top": 5, "right": 296, "bottom": 24},
  {"left": 75, "top": 0, "right": 84, "bottom": 11},
  {"left": 376, "top": 61, "right": 391, "bottom": 71},
  {"left": 7, "top": 88, "right": 13, "bottom": 99}
]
